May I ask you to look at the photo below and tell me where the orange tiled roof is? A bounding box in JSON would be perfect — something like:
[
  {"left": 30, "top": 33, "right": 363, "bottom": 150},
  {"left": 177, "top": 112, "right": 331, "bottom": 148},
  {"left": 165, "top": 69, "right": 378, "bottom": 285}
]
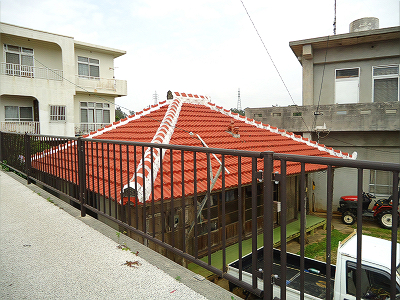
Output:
[{"left": 32, "top": 92, "right": 354, "bottom": 205}]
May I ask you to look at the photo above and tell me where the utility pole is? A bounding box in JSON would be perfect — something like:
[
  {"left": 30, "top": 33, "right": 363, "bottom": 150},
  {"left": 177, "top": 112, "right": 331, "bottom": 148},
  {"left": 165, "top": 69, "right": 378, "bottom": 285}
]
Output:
[
  {"left": 153, "top": 91, "right": 159, "bottom": 105},
  {"left": 237, "top": 88, "right": 242, "bottom": 111},
  {"left": 333, "top": 0, "right": 337, "bottom": 35}
]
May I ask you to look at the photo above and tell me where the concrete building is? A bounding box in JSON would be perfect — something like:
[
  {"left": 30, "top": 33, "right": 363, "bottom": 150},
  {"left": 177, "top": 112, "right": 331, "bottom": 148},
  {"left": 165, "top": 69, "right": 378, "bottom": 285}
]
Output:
[
  {"left": 0, "top": 22, "right": 127, "bottom": 137},
  {"left": 246, "top": 19, "right": 400, "bottom": 210}
]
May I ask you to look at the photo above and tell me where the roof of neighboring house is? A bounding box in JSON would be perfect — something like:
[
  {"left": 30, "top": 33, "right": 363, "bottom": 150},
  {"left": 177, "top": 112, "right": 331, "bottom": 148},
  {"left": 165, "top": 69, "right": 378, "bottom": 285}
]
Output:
[
  {"left": 289, "top": 26, "right": 400, "bottom": 58},
  {"left": 32, "top": 92, "right": 354, "bottom": 205}
]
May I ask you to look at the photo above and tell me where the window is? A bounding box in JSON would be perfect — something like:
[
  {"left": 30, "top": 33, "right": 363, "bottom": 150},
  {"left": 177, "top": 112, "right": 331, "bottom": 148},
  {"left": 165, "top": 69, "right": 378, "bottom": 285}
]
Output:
[
  {"left": 346, "top": 262, "right": 399, "bottom": 298},
  {"left": 373, "top": 65, "right": 399, "bottom": 102},
  {"left": 5, "top": 106, "right": 33, "bottom": 121},
  {"left": 335, "top": 68, "right": 360, "bottom": 104},
  {"left": 78, "top": 56, "right": 100, "bottom": 78},
  {"left": 369, "top": 170, "right": 393, "bottom": 197},
  {"left": 80, "top": 102, "right": 110, "bottom": 124},
  {"left": 50, "top": 105, "right": 66, "bottom": 121},
  {"left": 4, "top": 44, "right": 34, "bottom": 77}
]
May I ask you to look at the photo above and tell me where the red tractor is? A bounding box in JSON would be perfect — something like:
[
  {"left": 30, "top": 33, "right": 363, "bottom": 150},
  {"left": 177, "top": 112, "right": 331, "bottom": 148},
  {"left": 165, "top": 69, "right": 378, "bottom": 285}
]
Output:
[{"left": 338, "top": 192, "right": 399, "bottom": 229}]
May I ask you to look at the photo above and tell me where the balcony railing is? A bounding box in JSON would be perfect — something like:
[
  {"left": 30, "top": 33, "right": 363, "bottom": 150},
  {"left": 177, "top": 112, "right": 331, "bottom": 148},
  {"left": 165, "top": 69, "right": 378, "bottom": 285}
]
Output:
[
  {"left": 1, "top": 63, "right": 63, "bottom": 81},
  {"left": 0, "top": 121, "right": 40, "bottom": 134},
  {"left": 1, "top": 132, "right": 399, "bottom": 300},
  {"left": 75, "top": 76, "right": 127, "bottom": 96},
  {"left": 75, "top": 123, "right": 110, "bottom": 136}
]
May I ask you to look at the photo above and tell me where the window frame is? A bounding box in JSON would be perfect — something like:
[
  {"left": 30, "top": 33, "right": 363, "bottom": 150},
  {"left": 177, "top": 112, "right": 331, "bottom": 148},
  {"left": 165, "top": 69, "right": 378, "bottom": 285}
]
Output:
[
  {"left": 4, "top": 44, "right": 35, "bottom": 77},
  {"left": 334, "top": 67, "right": 360, "bottom": 104},
  {"left": 77, "top": 56, "right": 100, "bottom": 79},
  {"left": 4, "top": 106, "right": 33, "bottom": 122},
  {"left": 49, "top": 105, "right": 66, "bottom": 122},
  {"left": 372, "top": 64, "right": 400, "bottom": 103},
  {"left": 80, "top": 102, "right": 110, "bottom": 124}
]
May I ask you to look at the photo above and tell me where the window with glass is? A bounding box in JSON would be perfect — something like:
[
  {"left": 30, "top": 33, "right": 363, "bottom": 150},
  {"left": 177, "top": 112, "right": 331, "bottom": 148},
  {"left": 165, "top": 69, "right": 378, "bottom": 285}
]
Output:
[
  {"left": 369, "top": 170, "right": 394, "bottom": 197},
  {"left": 373, "top": 65, "right": 399, "bottom": 102},
  {"left": 5, "top": 106, "right": 33, "bottom": 121},
  {"left": 4, "top": 44, "right": 34, "bottom": 77},
  {"left": 50, "top": 105, "right": 66, "bottom": 121},
  {"left": 335, "top": 68, "right": 360, "bottom": 104},
  {"left": 346, "top": 261, "right": 399, "bottom": 298},
  {"left": 80, "top": 102, "right": 110, "bottom": 124},
  {"left": 78, "top": 56, "right": 100, "bottom": 78}
]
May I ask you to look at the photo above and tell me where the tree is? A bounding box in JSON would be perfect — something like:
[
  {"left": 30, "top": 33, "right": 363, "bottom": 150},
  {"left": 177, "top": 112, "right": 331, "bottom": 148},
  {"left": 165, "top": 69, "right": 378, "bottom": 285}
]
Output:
[
  {"left": 115, "top": 107, "right": 127, "bottom": 121},
  {"left": 230, "top": 108, "right": 245, "bottom": 116}
]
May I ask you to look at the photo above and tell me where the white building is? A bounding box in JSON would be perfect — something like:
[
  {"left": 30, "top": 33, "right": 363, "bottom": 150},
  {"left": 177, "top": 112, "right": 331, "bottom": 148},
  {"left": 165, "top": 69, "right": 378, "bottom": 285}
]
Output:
[{"left": 0, "top": 22, "right": 127, "bottom": 136}]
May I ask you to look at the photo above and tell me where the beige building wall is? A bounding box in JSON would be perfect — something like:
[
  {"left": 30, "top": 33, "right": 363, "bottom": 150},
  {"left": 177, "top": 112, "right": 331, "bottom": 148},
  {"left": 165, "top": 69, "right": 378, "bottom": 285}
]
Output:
[{"left": 0, "top": 22, "right": 126, "bottom": 137}]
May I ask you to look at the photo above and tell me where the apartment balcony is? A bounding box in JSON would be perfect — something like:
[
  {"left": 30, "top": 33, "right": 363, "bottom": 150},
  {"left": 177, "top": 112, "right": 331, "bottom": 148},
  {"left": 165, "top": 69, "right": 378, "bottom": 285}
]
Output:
[
  {"left": 75, "top": 76, "right": 127, "bottom": 97},
  {"left": 0, "top": 121, "right": 40, "bottom": 134},
  {"left": 75, "top": 123, "right": 110, "bottom": 136},
  {"left": 1, "top": 63, "right": 63, "bottom": 81}
]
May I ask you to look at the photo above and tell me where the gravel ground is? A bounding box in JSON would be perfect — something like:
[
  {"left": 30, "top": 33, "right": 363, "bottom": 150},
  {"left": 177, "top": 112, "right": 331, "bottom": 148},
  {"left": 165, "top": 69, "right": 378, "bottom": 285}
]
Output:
[{"left": 0, "top": 171, "right": 209, "bottom": 300}]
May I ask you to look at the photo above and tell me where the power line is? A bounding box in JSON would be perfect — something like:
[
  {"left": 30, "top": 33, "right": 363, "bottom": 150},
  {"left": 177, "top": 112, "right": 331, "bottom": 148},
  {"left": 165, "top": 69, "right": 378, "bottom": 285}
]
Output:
[{"left": 239, "top": 0, "right": 310, "bottom": 132}]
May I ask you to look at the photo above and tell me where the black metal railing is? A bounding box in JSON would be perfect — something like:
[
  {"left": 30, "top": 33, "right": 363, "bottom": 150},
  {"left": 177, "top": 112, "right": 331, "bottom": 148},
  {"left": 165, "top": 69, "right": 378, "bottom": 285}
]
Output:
[{"left": 0, "top": 131, "right": 399, "bottom": 300}]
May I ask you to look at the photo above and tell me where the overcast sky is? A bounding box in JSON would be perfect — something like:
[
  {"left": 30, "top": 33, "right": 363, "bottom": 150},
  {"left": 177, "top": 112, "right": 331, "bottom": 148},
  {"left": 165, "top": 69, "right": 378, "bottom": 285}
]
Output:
[{"left": 1, "top": 0, "right": 399, "bottom": 114}]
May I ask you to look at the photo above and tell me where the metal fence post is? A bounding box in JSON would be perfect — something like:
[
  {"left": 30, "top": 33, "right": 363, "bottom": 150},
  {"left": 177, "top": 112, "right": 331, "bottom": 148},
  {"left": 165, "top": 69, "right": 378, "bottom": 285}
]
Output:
[
  {"left": 77, "top": 137, "right": 86, "bottom": 217},
  {"left": 24, "top": 133, "right": 31, "bottom": 184},
  {"left": 262, "top": 151, "right": 274, "bottom": 300}
]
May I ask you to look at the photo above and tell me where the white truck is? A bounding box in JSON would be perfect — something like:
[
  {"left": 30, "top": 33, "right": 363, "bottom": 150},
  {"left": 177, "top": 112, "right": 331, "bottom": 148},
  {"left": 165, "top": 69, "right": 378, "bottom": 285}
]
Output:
[{"left": 227, "top": 234, "right": 400, "bottom": 299}]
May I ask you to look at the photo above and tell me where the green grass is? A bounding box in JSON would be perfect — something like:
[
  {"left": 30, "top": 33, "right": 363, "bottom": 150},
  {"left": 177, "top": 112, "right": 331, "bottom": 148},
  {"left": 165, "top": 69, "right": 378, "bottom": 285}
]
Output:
[
  {"left": 298, "top": 229, "right": 350, "bottom": 264},
  {"left": 352, "top": 224, "right": 399, "bottom": 242}
]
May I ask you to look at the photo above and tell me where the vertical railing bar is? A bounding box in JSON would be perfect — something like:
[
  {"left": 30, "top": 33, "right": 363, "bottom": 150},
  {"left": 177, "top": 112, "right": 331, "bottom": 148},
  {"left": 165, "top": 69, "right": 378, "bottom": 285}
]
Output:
[
  {"left": 193, "top": 151, "right": 198, "bottom": 259},
  {"left": 391, "top": 172, "right": 399, "bottom": 300},
  {"left": 356, "top": 168, "right": 363, "bottom": 300},
  {"left": 96, "top": 142, "right": 100, "bottom": 211},
  {"left": 151, "top": 147, "right": 156, "bottom": 238},
  {"left": 207, "top": 152, "right": 211, "bottom": 265},
  {"left": 86, "top": 141, "right": 91, "bottom": 211},
  {"left": 300, "top": 162, "right": 306, "bottom": 300},
  {"left": 113, "top": 143, "right": 118, "bottom": 220},
  {"left": 326, "top": 165, "right": 333, "bottom": 299},
  {"left": 119, "top": 143, "right": 125, "bottom": 223},
  {"left": 263, "top": 152, "right": 274, "bottom": 300},
  {"left": 170, "top": 149, "right": 175, "bottom": 249},
  {"left": 251, "top": 157, "right": 258, "bottom": 289},
  {"left": 24, "top": 133, "right": 31, "bottom": 184},
  {"left": 107, "top": 143, "right": 111, "bottom": 216},
  {"left": 78, "top": 137, "right": 86, "bottom": 217},
  {"left": 221, "top": 155, "right": 226, "bottom": 273},
  {"left": 280, "top": 159, "right": 287, "bottom": 300},
  {"left": 51, "top": 137, "right": 55, "bottom": 188},
  {"left": 91, "top": 141, "right": 95, "bottom": 208},
  {"left": 142, "top": 146, "right": 147, "bottom": 239},
  {"left": 238, "top": 156, "right": 243, "bottom": 281},
  {"left": 181, "top": 150, "right": 186, "bottom": 253},
  {"left": 160, "top": 147, "right": 165, "bottom": 242},
  {"left": 134, "top": 146, "right": 138, "bottom": 229},
  {"left": 102, "top": 142, "right": 106, "bottom": 214},
  {"left": 126, "top": 145, "right": 131, "bottom": 226}
]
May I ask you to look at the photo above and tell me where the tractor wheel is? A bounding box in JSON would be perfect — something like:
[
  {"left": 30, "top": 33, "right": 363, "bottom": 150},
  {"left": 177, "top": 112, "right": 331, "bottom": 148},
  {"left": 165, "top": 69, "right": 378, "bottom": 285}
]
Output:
[
  {"left": 342, "top": 211, "right": 356, "bottom": 225},
  {"left": 378, "top": 212, "right": 393, "bottom": 229}
]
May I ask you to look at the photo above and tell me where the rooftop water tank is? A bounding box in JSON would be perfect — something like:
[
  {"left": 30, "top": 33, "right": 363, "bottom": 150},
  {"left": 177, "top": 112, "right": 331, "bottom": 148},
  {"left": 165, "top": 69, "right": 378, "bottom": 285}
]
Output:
[{"left": 349, "top": 17, "right": 379, "bottom": 32}]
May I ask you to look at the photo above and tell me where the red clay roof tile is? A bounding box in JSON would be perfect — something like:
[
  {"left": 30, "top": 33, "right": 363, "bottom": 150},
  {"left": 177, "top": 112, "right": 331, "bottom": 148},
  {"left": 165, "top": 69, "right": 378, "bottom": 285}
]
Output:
[{"left": 33, "top": 92, "right": 354, "bottom": 205}]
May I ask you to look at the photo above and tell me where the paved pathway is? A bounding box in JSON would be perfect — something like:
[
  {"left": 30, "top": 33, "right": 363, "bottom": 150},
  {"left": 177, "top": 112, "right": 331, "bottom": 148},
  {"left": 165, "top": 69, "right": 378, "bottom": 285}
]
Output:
[{"left": 0, "top": 171, "right": 235, "bottom": 300}]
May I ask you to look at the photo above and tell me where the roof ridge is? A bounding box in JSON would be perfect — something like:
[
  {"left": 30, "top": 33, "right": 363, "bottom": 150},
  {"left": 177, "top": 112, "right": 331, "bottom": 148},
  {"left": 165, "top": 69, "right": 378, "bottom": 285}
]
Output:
[
  {"left": 205, "top": 102, "right": 355, "bottom": 160},
  {"left": 123, "top": 98, "right": 184, "bottom": 203}
]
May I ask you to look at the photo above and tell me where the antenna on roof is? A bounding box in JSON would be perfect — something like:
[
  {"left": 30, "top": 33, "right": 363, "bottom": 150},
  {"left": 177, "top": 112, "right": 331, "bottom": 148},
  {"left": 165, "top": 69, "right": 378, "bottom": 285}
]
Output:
[
  {"left": 237, "top": 88, "right": 242, "bottom": 110},
  {"left": 153, "top": 91, "right": 159, "bottom": 105},
  {"left": 333, "top": 0, "right": 337, "bottom": 35}
]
